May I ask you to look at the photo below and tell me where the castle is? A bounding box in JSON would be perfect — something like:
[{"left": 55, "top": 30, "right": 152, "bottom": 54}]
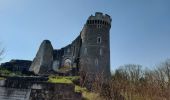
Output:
[
  {"left": 0, "top": 12, "right": 112, "bottom": 100},
  {"left": 29, "top": 12, "right": 112, "bottom": 79}
]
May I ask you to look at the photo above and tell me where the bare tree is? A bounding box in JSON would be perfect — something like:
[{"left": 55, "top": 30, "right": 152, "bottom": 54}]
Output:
[
  {"left": 161, "top": 59, "right": 170, "bottom": 85},
  {"left": 109, "top": 64, "right": 143, "bottom": 100},
  {"left": 156, "top": 59, "right": 170, "bottom": 99}
]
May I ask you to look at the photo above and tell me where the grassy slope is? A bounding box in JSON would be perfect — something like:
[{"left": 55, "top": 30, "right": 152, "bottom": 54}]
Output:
[
  {"left": 48, "top": 76, "right": 102, "bottom": 100},
  {"left": 0, "top": 69, "right": 102, "bottom": 100},
  {"left": 48, "top": 76, "right": 75, "bottom": 84}
]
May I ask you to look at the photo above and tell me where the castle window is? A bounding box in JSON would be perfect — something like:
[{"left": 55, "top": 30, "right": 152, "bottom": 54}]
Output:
[
  {"left": 104, "top": 22, "right": 106, "bottom": 25},
  {"left": 100, "top": 20, "right": 102, "bottom": 24},
  {"left": 97, "top": 37, "right": 101, "bottom": 44},
  {"left": 100, "top": 48, "right": 102, "bottom": 56},
  {"left": 89, "top": 20, "right": 92, "bottom": 24},
  {"left": 73, "top": 46, "right": 75, "bottom": 56},
  {"left": 84, "top": 48, "right": 87, "bottom": 55},
  {"left": 97, "top": 20, "right": 99, "bottom": 24},
  {"left": 106, "top": 22, "right": 108, "bottom": 25},
  {"left": 64, "top": 59, "right": 72, "bottom": 67},
  {"left": 87, "top": 20, "right": 90, "bottom": 24},
  {"left": 95, "top": 20, "right": 97, "bottom": 24},
  {"left": 97, "top": 25, "right": 102, "bottom": 28},
  {"left": 92, "top": 20, "right": 95, "bottom": 24},
  {"left": 95, "top": 58, "right": 98, "bottom": 66}
]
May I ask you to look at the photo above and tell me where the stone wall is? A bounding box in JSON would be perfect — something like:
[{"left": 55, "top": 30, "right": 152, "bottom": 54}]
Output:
[
  {"left": 0, "top": 77, "right": 82, "bottom": 100},
  {"left": 53, "top": 35, "right": 81, "bottom": 74},
  {"left": 30, "top": 83, "right": 81, "bottom": 100},
  {"left": 0, "top": 87, "right": 31, "bottom": 100}
]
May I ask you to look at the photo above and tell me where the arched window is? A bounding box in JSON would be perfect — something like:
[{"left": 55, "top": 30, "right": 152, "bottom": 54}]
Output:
[{"left": 64, "top": 59, "right": 72, "bottom": 67}]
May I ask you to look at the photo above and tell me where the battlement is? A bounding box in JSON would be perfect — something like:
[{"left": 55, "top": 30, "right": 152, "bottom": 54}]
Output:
[{"left": 87, "top": 12, "right": 112, "bottom": 25}]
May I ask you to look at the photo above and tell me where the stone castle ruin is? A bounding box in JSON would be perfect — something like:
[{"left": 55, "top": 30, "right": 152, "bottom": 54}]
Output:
[
  {"left": 29, "top": 12, "right": 112, "bottom": 79},
  {"left": 0, "top": 12, "right": 112, "bottom": 100}
]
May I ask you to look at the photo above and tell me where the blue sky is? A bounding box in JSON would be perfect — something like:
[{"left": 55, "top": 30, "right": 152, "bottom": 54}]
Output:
[{"left": 0, "top": 0, "right": 170, "bottom": 71}]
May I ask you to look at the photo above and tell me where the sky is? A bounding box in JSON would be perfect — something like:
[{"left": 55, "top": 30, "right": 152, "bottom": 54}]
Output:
[{"left": 0, "top": 0, "right": 170, "bottom": 71}]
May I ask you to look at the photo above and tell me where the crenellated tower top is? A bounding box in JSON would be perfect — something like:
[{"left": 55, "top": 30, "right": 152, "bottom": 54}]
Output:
[{"left": 86, "top": 12, "right": 112, "bottom": 27}]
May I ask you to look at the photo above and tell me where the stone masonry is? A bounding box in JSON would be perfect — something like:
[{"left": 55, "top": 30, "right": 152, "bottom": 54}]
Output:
[
  {"left": 29, "top": 12, "right": 112, "bottom": 80},
  {"left": 0, "top": 77, "right": 82, "bottom": 100}
]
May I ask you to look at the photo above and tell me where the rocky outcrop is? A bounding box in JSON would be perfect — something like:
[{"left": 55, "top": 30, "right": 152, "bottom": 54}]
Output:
[
  {"left": 29, "top": 40, "right": 54, "bottom": 75},
  {"left": 0, "top": 59, "right": 32, "bottom": 73}
]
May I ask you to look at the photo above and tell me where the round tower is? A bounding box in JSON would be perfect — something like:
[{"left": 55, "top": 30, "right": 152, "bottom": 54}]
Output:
[{"left": 80, "top": 12, "right": 112, "bottom": 81}]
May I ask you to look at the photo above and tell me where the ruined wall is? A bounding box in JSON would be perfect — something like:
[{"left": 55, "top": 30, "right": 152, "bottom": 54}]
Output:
[
  {"left": 29, "top": 35, "right": 81, "bottom": 75},
  {"left": 0, "top": 87, "right": 31, "bottom": 100},
  {"left": 30, "top": 83, "right": 81, "bottom": 100},
  {"left": 0, "top": 77, "right": 82, "bottom": 100},
  {"left": 29, "top": 40, "right": 54, "bottom": 74},
  {"left": 53, "top": 36, "right": 81, "bottom": 69}
]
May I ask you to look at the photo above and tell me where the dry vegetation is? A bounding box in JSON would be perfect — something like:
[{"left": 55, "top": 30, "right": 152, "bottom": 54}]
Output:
[
  {"left": 83, "top": 59, "right": 170, "bottom": 100},
  {"left": 1, "top": 43, "right": 170, "bottom": 100}
]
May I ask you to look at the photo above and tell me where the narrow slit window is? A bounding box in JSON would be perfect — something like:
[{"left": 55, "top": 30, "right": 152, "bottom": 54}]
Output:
[
  {"left": 84, "top": 48, "right": 87, "bottom": 55},
  {"left": 100, "top": 48, "right": 102, "bottom": 56},
  {"left": 95, "top": 58, "right": 98, "bottom": 66},
  {"left": 97, "top": 37, "right": 101, "bottom": 44},
  {"left": 73, "top": 46, "right": 75, "bottom": 56},
  {"left": 97, "top": 25, "right": 102, "bottom": 28}
]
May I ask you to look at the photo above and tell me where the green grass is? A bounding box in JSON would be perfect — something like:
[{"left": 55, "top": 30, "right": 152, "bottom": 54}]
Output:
[
  {"left": 0, "top": 68, "right": 11, "bottom": 76},
  {"left": 82, "top": 92, "right": 101, "bottom": 100},
  {"left": 48, "top": 75, "right": 79, "bottom": 84},
  {"left": 75, "top": 85, "right": 87, "bottom": 93},
  {"left": 48, "top": 75, "right": 102, "bottom": 100},
  {"left": 75, "top": 84, "right": 102, "bottom": 100},
  {"left": 0, "top": 77, "right": 5, "bottom": 80},
  {"left": 0, "top": 67, "right": 24, "bottom": 76}
]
